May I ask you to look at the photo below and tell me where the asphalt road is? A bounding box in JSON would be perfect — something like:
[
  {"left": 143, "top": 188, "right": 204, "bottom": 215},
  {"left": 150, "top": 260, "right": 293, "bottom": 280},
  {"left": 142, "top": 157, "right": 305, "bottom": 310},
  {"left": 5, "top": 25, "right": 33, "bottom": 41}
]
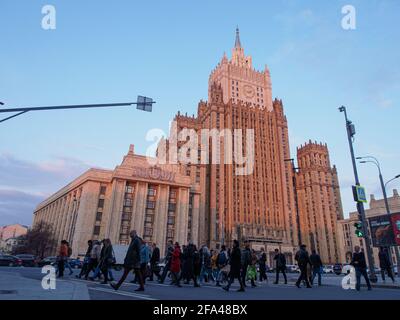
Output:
[{"left": 1, "top": 266, "right": 399, "bottom": 300}]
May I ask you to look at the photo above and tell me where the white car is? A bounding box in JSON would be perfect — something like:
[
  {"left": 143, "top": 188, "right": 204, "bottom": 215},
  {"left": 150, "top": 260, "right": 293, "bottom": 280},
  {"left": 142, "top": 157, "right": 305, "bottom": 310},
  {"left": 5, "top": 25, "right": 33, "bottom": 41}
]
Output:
[
  {"left": 323, "top": 265, "right": 334, "bottom": 274},
  {"left": 286, "top": 264, "right": 300, "bottom": 273}
]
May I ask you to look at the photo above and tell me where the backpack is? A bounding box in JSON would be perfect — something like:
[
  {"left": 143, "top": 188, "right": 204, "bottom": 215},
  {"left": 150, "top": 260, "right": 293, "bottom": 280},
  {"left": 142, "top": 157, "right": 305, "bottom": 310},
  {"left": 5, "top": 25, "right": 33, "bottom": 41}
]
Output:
[
  {"left": 217, "top": 251, "right": 227, "bottom": 266},
  {"left": 67, "top": 246, "right": 72, "bottom": 257}
]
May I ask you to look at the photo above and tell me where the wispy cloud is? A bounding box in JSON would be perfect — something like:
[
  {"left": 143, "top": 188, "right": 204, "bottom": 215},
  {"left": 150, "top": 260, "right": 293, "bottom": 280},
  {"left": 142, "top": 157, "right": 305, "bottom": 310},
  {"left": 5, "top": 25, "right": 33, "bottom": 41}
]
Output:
[{"left": 0, "top": 153, "right": 93, "bottom": 226}]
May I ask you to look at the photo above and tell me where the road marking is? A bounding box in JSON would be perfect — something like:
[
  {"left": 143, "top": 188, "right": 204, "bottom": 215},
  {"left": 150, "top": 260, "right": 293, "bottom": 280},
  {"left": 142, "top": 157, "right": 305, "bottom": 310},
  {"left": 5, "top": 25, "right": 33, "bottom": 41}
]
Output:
[{"left": 88, "top": 287, "right": 157, "bottom": 300}]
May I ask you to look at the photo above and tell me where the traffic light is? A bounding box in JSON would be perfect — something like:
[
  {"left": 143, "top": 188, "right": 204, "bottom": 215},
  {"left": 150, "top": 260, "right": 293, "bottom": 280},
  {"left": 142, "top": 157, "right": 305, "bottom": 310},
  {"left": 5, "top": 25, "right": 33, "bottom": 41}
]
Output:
[{"left": 354, "top": 222, "right": 364, "bottom": 238}]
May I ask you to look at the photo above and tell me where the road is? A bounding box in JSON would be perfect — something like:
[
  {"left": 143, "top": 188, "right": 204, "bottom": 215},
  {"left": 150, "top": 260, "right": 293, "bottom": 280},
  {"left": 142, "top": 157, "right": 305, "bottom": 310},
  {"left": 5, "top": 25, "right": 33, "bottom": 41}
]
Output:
[{"left": 0, "top": 266, "right": 399, "bottom": 300}]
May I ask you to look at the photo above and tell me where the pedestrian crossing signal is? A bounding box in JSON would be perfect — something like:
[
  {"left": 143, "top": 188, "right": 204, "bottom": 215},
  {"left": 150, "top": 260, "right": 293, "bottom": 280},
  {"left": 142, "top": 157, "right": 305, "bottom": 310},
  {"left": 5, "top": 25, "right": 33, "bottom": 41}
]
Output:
[{"left": 354, "top": 222, "right": 364, "bottom": 238}]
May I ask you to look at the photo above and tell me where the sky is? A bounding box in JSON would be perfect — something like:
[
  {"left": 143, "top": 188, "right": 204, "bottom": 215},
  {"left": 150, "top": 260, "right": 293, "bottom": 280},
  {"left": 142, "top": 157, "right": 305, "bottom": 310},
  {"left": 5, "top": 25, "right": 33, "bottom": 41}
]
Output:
[{"left": 0, "top": 0, "right": 399, "bottom": 226}]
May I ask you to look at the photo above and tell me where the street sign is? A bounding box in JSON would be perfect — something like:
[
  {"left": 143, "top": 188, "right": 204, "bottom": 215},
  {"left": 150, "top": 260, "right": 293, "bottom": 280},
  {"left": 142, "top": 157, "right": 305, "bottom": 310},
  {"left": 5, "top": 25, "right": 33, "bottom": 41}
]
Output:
[
  {"left": 136, "top": 96, "right": 153, "bottom": 112},
  {"left": 352, "top": 185, "right": 367, "bottom": 203}
]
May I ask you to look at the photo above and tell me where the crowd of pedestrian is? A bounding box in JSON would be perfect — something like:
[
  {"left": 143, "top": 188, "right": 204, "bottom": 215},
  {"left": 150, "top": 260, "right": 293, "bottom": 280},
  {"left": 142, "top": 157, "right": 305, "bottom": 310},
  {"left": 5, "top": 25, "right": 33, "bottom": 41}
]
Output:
[{"left": 56, "top": 229, "right": 396, "bottom": 292}]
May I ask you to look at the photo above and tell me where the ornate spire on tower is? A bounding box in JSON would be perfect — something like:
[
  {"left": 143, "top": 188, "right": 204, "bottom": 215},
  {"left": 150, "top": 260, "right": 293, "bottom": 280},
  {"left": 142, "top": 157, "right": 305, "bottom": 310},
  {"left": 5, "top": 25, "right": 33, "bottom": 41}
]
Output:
[{"left": 234, "top": 26, "right": 241, "bottom": 48}]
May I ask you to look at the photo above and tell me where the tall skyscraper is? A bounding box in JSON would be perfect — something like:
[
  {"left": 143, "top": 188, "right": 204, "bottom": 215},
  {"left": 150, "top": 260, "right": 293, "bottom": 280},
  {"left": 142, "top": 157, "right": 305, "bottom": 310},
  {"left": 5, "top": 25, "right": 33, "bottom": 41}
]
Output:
[
  {"left": 160, "top": 28, "right": 299, "bottom": 259},
  {"left": 296, "top": 141, "right": 344, "bottom": 263}
]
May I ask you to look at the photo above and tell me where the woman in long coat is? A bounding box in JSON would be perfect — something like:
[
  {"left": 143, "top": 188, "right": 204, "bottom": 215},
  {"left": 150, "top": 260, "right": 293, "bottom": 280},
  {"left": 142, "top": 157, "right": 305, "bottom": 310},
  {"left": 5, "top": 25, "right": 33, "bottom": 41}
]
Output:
[
  {"left": 170, "top": 242, "right": 182, "bottom": 287},
  {"left": 222, "top": 240, "right": 245, "bottom": 292}
]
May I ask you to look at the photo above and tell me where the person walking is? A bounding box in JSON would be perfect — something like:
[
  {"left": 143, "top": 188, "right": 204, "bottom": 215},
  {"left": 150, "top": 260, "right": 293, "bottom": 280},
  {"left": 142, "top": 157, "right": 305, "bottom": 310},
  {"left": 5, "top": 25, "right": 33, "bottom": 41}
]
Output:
[
  {"left": 170, "top": 242, "right": 182, "bottom": 287},
  {"left": 84, "top": 240, "right": 101, "bottom": 280},
  {"left": 246, "top": 249, "right": 258, "bottom": 288},
  {"left": 139, "top": 240, "right": 151, "bottom": 284},
  {"left": 378, "top": 247, "right": 395, "bottom": 283},
  {"left": 258, "top": 247, "right": 268, "bottom": 282},
  {"left": 57, "top": 240, "right": 68, "bottom": 278},
  {"left": 159, "top": 240, "right": 174, "bottom": 284},
  {"left": 199, "top": 245, "right": 212, "bottom": 285},
  {"left": 149, "top": 243, "right": 161, "bottom": 281},
  {"left": 216, "top": 245, "right": 229, "bottom": 287},
  {"left": 110, "top": 230, "right": 144, "bottom": 292},
  {"left": 241, "top": 242, "right": 251, "bottom": 287},
  {"left": 351, "top": 246, "right": 372, "bottom": 291},
  {"left": 295, "top": 244, "right": 312, "bottom": 288},
  {"left": 273, "top": 249, "right": 287, "bottom": 285},
  {"left": 223, "top": 240, "right": 245, "bottom": 292},
  {"left": 98, "top": 239, "right": 114, "bottom": 284},
  {"left": 64, "top": 241, "right": 74, "bottom": 276},
  {"left": 192, "top": 244, "right": 201, "bottom": 287},
  {"left": 77, "top": 240, "right": 92, "bottom": 279},
  {"left": 310, "top": 249, "right": 323, "bottom": 286},
  {"left": 211, "top": 250, "right": 219, "bottom": 282}
]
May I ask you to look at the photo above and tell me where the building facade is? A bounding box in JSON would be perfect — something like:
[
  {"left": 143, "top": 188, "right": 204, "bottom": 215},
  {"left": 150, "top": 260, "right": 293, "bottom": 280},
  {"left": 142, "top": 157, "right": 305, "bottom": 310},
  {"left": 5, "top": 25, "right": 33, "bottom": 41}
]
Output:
[
  {"left": 296, "top": 141, "right": 344, "bottom": 264},
  {"left": 337, "top": 189, "right": 400, "bottom": 267},
  {"left": 33, "top": 145, "right": 200, "bottom": 257}
]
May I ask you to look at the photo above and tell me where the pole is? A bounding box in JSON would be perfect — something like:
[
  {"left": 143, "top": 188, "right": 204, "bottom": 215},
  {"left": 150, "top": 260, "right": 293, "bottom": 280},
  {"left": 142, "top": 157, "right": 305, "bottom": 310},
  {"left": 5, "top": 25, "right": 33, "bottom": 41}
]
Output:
[
  {"left": 292, "top": 162, "right": 302, "bottom": 246},
  {"left": 339, "top": 106, "right": 377, "bottom": 282}
]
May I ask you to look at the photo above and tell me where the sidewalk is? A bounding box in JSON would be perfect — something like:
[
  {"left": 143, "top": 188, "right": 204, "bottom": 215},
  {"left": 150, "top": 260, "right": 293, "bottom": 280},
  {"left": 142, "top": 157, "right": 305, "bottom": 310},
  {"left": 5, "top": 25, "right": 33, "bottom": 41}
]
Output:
[{"left": 0, "top": 270, "right": 90, "bottom": 300}]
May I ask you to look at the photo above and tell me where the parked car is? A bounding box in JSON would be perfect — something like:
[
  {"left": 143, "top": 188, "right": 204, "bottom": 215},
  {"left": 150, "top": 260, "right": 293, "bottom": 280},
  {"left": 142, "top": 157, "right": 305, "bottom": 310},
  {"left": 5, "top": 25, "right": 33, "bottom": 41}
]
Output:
[
  {"left": 286, "top": 264, "right": 299, "bottom": 273},
  {"left": 15, "top": 254, "right": 37, "bottom": 267},
  {"left": 0, "top": 255, "right": 22, "bottom": 267},
  {"left": 333, "top": 263, "right": 343, "bottom": 275},
  {"left": 323, "top": 265, "right": 334, "bottom": 274},
  {"left": 68, "top": 258, "right": 83, "bottom": 269},
  {"left": 37, "top": 256, "right": 58, "bottom": 267}
]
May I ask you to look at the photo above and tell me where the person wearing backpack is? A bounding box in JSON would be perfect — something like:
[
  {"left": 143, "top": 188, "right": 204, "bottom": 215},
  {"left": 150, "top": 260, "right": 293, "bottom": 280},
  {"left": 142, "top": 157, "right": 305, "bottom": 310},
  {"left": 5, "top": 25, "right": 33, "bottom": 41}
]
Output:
[
  {"left": 295, "top": 244, "right": 312, "bottom": 288},
  {"left": 240, "top": 242, "right": 251, "bottom": 287},
  {"left": 273, "top": 248, "right": 287, "bottom": 284},
  {"left": 63, "top": 241, "right": 74, "bottom": 276},
  {"left": 216, "top": 245, "right": 228, "bottom": 286},
  {"left": 258, "top": 247, "right": 268, "bottom": 282}
]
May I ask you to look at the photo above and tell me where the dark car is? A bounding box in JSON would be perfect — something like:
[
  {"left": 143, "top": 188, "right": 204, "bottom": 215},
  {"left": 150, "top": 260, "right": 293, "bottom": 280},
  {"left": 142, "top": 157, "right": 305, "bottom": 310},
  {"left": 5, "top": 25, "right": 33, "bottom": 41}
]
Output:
[
  {"left": 68, "top": 258, "right": 83, "bottom": 269},
  {"left": 15, "top": 254, "right": 37, "bottom": 267},
  {"left": 0, "top": 255, "right": 22, "bottom": 267},
  {"left": 37, "top": 256, "right": 58, "bottom": 267},
  {"left": 333, "top": 263, "right": 343, "bottom": 275}
]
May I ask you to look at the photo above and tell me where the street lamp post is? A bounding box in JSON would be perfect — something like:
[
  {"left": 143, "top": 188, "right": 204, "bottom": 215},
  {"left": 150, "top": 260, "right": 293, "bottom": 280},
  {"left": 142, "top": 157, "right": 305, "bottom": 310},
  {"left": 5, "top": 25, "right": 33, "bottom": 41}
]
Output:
[
  {"left": 338, "top": 106, "right": 377, "bottom": 282},
  {"left": 0, "top": 96, "right": 155, "bottom": 123},
  {"left": 358, "top": 156, "right": 400, "bottom": 278},
  {"left": 284, "top": 158, "right": 302, "bottom": 246}
]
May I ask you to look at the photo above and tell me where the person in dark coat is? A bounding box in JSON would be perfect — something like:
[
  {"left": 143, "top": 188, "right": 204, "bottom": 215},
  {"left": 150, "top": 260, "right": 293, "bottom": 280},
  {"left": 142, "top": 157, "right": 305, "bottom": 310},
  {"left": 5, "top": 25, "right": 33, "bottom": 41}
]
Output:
[
  {"left": 170, "top": 242, "right": 182, "bottom": 287},
  {"left": 159, "top": 240, "right": 174, "bottom": 283},
  {"left": 241, "top": 242, "right": 251, "bottom": 287},
  {"left": 258, "top": 247, "right": 268, "bottom": 282},
  {"left": 223, "top": 240, "right": 245, "bottom": 292},
  {"left": 193, "top": 245, "right": 201, "bottom": 283},
  {"left": 77, "top": 240, "right": 92, "bottom": 279},
  {"left": 149, "top": 243, "right": 161, "bottom": 281},
  {"left": 99, "top": 239, "right": 114, "bottom": 284},
  {"left": 273, "top": 248, "right": 287, "bottom": 284},
  {"left": 110, "top": 230, "right": 144, "bottom": 291},
  {"left": 310, "top": 249, "right": 323, "bottom": 286},
  {"left": 295, "top": 244, "right": 312, "bottom": 288},
  {"left": 351, "top": 246, "right": 372, "bottom": 291},
  {"left": 378, "top": 247, "right": 395, "bottom": 283},
  {"left": 182, "top": 242, "right": 199, "bottom": 286}
]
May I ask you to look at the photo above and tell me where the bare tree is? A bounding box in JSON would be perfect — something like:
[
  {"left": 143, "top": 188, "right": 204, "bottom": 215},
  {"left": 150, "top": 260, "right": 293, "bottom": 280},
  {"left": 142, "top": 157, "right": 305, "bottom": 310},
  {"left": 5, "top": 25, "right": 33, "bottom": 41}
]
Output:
[{"left": 15, "top": 221, "right": 57, "bottom": 258}]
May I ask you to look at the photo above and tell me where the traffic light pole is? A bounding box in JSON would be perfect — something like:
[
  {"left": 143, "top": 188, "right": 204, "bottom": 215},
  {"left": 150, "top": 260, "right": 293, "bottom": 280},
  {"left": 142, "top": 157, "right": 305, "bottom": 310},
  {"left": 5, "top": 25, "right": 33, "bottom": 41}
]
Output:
[{"left": 339, "top": 106, "right": 377, "bottom": 282}]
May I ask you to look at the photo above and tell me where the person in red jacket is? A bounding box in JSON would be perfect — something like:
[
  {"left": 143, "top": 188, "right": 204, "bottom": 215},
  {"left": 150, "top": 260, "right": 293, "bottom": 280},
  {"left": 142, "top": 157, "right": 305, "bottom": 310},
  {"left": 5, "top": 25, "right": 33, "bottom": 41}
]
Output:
[
  {"left": 57, "top": 240, "right": 68, "bottom": 278},
  {"left": 170, "top": 242, "right": 182, "bottom": 287}
]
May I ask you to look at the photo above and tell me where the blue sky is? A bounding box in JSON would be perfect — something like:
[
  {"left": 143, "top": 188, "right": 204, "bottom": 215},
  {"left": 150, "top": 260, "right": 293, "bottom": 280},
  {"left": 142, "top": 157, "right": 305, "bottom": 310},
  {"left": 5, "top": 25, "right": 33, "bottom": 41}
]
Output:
[{"left": 0, "top": 0, "right": 399, "bottom": 226}]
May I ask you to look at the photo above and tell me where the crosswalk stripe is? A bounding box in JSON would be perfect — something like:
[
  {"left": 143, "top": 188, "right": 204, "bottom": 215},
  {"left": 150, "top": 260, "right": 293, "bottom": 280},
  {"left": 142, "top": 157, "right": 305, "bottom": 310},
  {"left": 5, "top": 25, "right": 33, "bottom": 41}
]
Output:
[{"left": 88, "top": 287, "right": 157, "bottom": 300}]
